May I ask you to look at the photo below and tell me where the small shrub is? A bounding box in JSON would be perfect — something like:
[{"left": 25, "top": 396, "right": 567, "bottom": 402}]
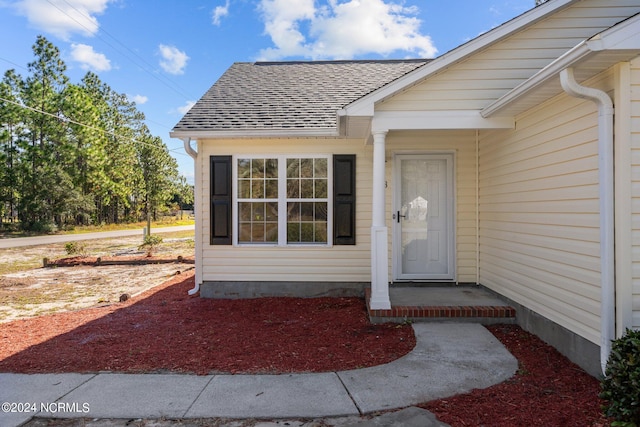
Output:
[
  {"left": 64, "top": 241, "right": 87, "bottom": 257},
  {"left": 139, "top": 234, "right": 163, "bottom": 256},
  {"left": 24, "top": 220, "right": 57, "bottom": 233},
  {"left": 601, "top": 328, "right": 640, "bottom": 426}
]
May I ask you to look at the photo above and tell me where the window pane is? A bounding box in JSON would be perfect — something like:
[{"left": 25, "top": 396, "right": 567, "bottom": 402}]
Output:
[
  {"left": 315, "top": 202, "right": 327, "bottom": 221},
  {"left": 252, "top": 180, "right": 264, "bottom": 199},
  {"left": 315, "top": 222, "right": 327, "bottom": 243},
  {"left": 287, "top": 202, "right": 300, "bottom": 221},
  {"left": 239, "top": 203, "right": 251, "bottom": 221},
  {"left": 301, "top": 179, "right": 313, "bottom": 198},
  {"left": 315, "top": 180, "right": 327, "bottom": 198},
  {"left": 265, "top": 179, "right": 278, "bottom": 198},
  {"left": 266, "top": 202, "right": 278, "bottom": 222},
  {"left": 314, "top": 158, "right": 327, "bottom": 178},
  {"left": 239, "top": 223, "right": 252, "bottom": 242},
  {"left": 265, "top": 223, "right": 278, "bottom": 242},
  {"left": 301, "top": 202, "right": 314, "bottom": 221},
  {"left": 287, "top": 178, "right": 299, "bottom": 198},
  {"left": 255, "top": 203, "right": 269, "bottom": 221},
  {"left": 287, "top": 222, "right": 300, "bottom": 242},
  {"left": 287, "top": 158, "right": 299, "bottom": 178},
  {"left": 300, "top": 223, "right": 314, "bottom": 242},
  {"left": 253, "top": 159, "right": 265, "bottom": 178},
  {"left": 238, "top": 159, "right": 251, "bottom": 178},
  {"left": 238, "top": 180, "right": 251, "bottom": 198},
  {"left": 252, "top": 223, "right": 264, "bottom": 241},
  {"left": 265, "top": 158, "right": 278, "bottom": 178},
  {"left": 301, "top": 158, "right": 313, "bottom": 178}
]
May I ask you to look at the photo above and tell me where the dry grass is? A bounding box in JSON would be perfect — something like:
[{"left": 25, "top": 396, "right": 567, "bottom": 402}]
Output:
[{"left": 0, "top": 231, "right": 195, "bottom": 322}]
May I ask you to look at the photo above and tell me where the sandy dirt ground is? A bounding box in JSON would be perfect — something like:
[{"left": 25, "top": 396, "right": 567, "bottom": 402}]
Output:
[{"left": 0, "top": 233, "right": 194, "bottom": 323}]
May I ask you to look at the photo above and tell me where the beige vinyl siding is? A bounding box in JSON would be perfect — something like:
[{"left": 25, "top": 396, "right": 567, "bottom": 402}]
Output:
[
  {"left": 377, "top": 0, "right": 640, "bottom": 113},
  {"left": 386, "top": 130, "right": 478, "bottom": 283},
  {"left": 198, "top": 132, "right": 479, "bottom": 284},
  {"left": 478, "top": 77, "right": 610, "bottom": 345},
  {"left": 198, "top": 138, "right": 372, "bottom": 283},
  {"left": 630, "top": 57, "right": 640, "bottom": 329}
]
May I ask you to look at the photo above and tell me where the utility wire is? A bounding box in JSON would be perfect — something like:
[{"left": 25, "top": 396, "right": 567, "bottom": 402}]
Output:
[
  {"left": 0, "top": 95, "right": 189, "bottom": 157},
  {"left": 2, "top": 3, "right": 192, "bottom": 154},
  {"left": 46, "top": 0, "right": 194, "bottom": 101},
  {"left": 0, "top": 56, "right": 185, "bottom": 156},
  {"left": 37, "top": 0, "right": 195, "bottom": 142},
  {"left": 0, "top": 57, "right": 29, "bottom": 72}
]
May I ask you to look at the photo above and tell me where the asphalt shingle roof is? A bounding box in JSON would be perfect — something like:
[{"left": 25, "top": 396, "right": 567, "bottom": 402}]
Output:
[{"left": 172, "top": 59, "right": 428, "bottom": 134}]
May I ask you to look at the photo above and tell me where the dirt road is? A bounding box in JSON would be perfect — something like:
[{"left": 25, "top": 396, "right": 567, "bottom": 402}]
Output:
[{"left": 0, "top": 225, "right": 194, "bottom": 249}]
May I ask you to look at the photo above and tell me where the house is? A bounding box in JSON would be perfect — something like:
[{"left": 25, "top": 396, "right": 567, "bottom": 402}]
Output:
[{"left": 171, "top": 0, "right": 640, "bottom": 378}]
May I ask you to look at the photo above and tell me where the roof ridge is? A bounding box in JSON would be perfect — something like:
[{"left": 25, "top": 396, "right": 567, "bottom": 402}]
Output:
[{"left": 254, "top": 59, "right": 429, "bottom": 66}]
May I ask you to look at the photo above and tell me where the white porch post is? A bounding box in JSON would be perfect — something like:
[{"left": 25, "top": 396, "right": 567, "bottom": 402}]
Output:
[{"left": 370, "top": 130, "right": 391, "bottom": 309}]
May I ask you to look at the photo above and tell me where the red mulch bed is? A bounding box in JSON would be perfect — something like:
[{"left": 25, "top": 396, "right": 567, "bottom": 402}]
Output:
[
  {"left": 422, "top": 324, "right": 610, "bottom": 426},
  {"left": 0, "top": 272, "right": 610, "bottom": 425},
  {"left": 0, "top": 271, "right": 415, "bottom": 374}
]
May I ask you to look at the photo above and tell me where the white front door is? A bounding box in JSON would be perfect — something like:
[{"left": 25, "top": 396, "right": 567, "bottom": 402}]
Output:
[{"left": 394, "top": 154, "right": 454, "bottom": 281}]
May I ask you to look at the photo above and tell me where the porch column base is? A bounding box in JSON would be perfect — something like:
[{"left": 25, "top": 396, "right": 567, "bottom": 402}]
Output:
[{"left": 370, "top": 225, "right": 391, "bottom": 310}]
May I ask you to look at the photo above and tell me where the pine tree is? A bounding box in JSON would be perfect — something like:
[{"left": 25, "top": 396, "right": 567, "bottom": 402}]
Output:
[
  {"left": 19, "top": 35, "right": 70, "bottom": 230},
  {"left": 0, "top": 69, "right": 24, "bottom": 225}
]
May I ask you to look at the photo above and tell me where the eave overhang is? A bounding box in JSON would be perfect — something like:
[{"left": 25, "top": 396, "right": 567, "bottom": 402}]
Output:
[
  {"left": 169, "top": 128, "right": 341, "bottom": 140},
  {"left": 482, "top": 13, "right": 640, "bottom": 118}
]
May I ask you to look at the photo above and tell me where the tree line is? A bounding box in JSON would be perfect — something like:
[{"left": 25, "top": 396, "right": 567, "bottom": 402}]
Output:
[{"left": 0, "top": 36, "right": 193, "bottom": 231}]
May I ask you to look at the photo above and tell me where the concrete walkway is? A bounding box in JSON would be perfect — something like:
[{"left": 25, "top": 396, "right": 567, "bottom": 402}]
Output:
[
  {"left": 0, "top": 323, "right": 517, "bottom": 427},
  {"left": 0, "top": 225, "right": 194, "bottom": 249}
]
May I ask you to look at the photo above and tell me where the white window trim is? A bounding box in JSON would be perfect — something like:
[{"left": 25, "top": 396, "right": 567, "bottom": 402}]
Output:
[{"left": 232, "top": 154, "right": 333, "bottom": 247}]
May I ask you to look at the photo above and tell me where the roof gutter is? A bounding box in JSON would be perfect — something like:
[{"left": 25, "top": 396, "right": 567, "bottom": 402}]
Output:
[
  {"left": 560, "top": 68, "right": 615, "bottom": 375},
  {"left": 182, "top": 138, "right": 201, "bottom": 296}
]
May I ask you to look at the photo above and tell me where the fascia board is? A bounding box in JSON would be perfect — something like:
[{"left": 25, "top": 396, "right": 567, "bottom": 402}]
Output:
[
  {"left": 587, "top": 14, "right": 640, "bottom": 51},
  {"left": 169, "top": 128, "right": 340, "bottom": 139},
  {"left": 342, "top": 0, "right": 577, "bottom": 117},
  {"left": 371, "top": 111, "right": 514, "bottom": 132}
]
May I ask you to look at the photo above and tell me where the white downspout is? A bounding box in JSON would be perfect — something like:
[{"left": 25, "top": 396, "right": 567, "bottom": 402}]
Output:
[
  {"left": 476, "top": 129, "right": 480, "bottom": 285},
  {"left": 560, "top": 68, "right": 614, "bottom": 374},
  {"left": 182, "top": 138, "right": 201, "bottom": 296}
]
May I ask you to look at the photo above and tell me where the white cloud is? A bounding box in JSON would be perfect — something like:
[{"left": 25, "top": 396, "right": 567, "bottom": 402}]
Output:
[
  {"left": 158, "top": 44, "right": 189, "bottom": 75},
  {"left": 70, "top": 43, "right": 111, "bottom": 71},
  {"left": 258, "top": 0, "right": 437, "bottom": 60},
  {"left": 12, "top": 0, "right": 111, "bottom": 40},
  {"left": 128, "top": 94, "right": 148, "bottom": 105},
  {"left": 177, "top": 100, "right": 196, "bottom": 115},
  {"left": 212, "top": 0, "right": 230, "bottom": 26}
]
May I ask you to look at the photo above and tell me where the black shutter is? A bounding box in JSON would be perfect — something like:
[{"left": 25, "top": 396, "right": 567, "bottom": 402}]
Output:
[
  {"left": 210, "top": 156, "right": 232, "bottom": 245},
  {"left": 333, "top": 154, "right": 356, "bottom": 245}
]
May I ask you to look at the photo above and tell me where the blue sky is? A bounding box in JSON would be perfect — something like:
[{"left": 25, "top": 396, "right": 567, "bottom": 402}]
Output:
[{"left": 0, "top": 0, "right": 536, "bottom": 183}]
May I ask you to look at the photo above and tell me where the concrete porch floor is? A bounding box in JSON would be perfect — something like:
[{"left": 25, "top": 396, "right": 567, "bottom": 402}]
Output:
[{"left": 367, "top": 285, "right": 517, "bottom": 324}]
